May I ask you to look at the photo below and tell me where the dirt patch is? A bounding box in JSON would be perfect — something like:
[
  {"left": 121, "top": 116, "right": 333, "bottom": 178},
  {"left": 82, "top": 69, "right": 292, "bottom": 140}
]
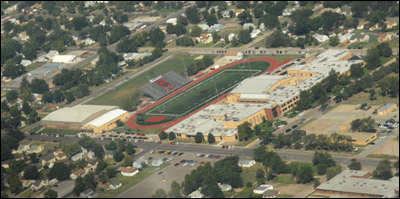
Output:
[{"left": 273, "top": 183, "right": 314, "bottom": 198}]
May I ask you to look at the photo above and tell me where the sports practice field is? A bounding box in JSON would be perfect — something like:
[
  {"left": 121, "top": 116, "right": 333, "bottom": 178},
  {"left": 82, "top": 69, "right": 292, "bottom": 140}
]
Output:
[{"left": 137, "top": 61, "right": 270, "bottom": 124}]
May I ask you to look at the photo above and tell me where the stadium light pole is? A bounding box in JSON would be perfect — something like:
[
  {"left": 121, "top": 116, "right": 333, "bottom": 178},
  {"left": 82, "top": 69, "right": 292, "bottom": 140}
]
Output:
[
  {"left": 182, "top": 58, "right": 189, "bottom": 79},
  {"left": 246, "top": 59, "right": 254, "bottom": 77},
  {"left": 212, "top": 78, "right": 220, "bottom": 102}
]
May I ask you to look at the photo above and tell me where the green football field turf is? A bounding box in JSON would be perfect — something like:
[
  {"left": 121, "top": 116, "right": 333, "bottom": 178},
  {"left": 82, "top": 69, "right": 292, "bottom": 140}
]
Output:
[{"left": 137, "top": 61, "right": 270, "bottom": 124}]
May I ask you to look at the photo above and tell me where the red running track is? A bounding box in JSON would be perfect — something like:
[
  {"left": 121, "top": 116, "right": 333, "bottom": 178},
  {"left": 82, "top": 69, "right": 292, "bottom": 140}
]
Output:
[{"left": 126, "top": 57, "right": 294, "bottom": 132}]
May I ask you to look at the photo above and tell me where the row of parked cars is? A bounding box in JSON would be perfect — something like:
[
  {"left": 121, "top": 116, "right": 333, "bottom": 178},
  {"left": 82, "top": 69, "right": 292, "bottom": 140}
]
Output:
[
  {"left": 196, "top": 153, "right": 222, "bottom": 159},
  {"left": 151, "top": 150, "right": 184, "bottom": 156},
  {"left": 175, "top": 159, "right": 197, "bottom": 167},
  {"left": 378, "top": 119, "right": 399, "bottom": 130}
]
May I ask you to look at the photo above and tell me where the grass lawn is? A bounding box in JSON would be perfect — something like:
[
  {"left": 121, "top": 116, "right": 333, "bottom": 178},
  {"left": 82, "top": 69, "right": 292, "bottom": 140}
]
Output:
[
  {"left": 288, "top": 162, "right": 318, "bottom": 176},
  {"left": 389, "top": 38, "right": 399, "bottom": 48},
  {"left": 283, "top": 110, "right": 300, "bottom": 118},
  {"left": 138, "top": 61, "right": 271, "bottom": 124},
  {"left": 195, "top": 42, "right": 216, "bottom": 48},
  {"left": 235, "top": 188, "right": 259, "bottom": 198},
  {"left": 275, "top": 120, "right": 288, "bottom": 127},
  {"left": 155, "top": 8, "right": 179, "bottom": 14},
  {"left": 236, "top": 136, "right": 258, "bottom": 147},
  {"left": 278, "top": 194, "right": 294, "bottom": 198},
  {"left": 38, "top": 112, "right": 49, "bottom": 119},
  {"left": 258, "top": 121, "right": 275, "bottom": 133},
  {"left": 366, "top": 154, "right": 399, "bottom": 160},
  {"left": 244, "top": 54, "right": 302, "bottom": 62},
  {"left": 19, "top": 189, "right": 35, "bottom": 198},
  {"left": 25, "top": 63, "right": 43, "bottom": 72},
  {"left": 342, "top": 90, "right": 399, "bottom": 106},
  {"left": 39, "top": 128, "right": 79, "bottom": 135},
  {"left": 87, "top": 53, "right": 215, "bottom": 107},
  {"left": 240, "top": 162, "right": 264, "bottom": 186},
  {"left": 272, "top": 174, "right": 296, "bottom": 184},
  {"left": 99, "top": 163, "right": 170, "bottom": 198}
]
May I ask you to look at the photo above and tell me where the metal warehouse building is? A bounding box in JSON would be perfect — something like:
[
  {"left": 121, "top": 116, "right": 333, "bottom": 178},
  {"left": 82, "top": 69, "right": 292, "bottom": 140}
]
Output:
[
  {"left": 41, "top": 105, "right": 129, "bottom": 133},
  {"left": 139, "top": 71, "right": 192, "bottom": 100},
  {"left": 28, "top": 70, "right": 52, "bottom": 77}
]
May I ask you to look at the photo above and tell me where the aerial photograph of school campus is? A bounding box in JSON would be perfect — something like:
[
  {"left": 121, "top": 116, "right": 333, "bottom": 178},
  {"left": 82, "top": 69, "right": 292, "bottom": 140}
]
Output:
[{"left": 0, "top": 1, "right": 399, "bottom": 198}]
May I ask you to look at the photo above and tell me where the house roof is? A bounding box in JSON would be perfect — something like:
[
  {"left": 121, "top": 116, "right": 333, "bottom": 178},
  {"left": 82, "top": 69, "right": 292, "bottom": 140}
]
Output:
[
  {"left": 84, "top": 109, "right": 127, "bottom": 127},
  {"left": 263, "top": 189, "right": 279, "bottom": 197},
  {"left": 73, "top": 169, "right": 85, "bottom": 176},
  {"left": 358, "top": 21, "right": 369, "bottom": 26},
  {"left": 120, "top": 167, "right": 137, "bottom": 173},
  {"left": 378, "top": 103, "right": 396, "bottom": 111}
]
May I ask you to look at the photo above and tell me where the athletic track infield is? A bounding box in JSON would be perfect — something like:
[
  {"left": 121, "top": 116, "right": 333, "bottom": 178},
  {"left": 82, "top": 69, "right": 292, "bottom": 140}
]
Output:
[{"left": 126, "top": 57, "right": 294, "bottom": 132}]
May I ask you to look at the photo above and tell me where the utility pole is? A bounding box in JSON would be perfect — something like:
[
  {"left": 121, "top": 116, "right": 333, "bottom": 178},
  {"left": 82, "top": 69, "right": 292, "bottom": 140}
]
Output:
[
  {"left": 212, "top": 78, "right": 220, "bottom": 102},
  {"left": 182, "top": 58, "right": 188, "bottom": 79},
  {"left": 247, "top": 60, "right": 254, "bottom": 77}
]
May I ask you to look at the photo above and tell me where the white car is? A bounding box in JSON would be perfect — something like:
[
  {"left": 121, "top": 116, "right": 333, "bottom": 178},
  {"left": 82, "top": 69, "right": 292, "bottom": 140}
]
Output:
[
  {"left": 379, "top": 136, "right": 386, "bottom": 139},
  {"left": 182, "top": 162, "right": 188, "bottom": 167},
  {"left": 196, "top": 153, "right": 202, "bottom": 157},
  {"left": 205, "top": 154, "right": 211, "bottom": 158},
  {"left": 167, "top": 158, "right": 173, "bottom": 162},
  {"left": 190, "top": 163, "right": 196, "bottom": 167}
]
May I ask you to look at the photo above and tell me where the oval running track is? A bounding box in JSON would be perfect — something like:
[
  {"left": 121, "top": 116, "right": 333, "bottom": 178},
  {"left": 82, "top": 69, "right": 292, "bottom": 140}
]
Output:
[{"left": 126, "top": 57, "right": 294, "bottom": 133}]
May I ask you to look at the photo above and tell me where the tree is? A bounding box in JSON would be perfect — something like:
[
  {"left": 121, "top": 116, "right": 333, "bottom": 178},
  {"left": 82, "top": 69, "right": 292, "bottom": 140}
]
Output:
[
  {"left": 153, "top": 189, "right": 167, "bottom": 198},
  {"left": 365, "top": 47, "right": 381, "bottom": 70},
  {"left": 53, "top": 89, "right": 65, "bottom": 103},
  {"left": 208, "top": 133, "right": 215, "bottom": 144},
  {"left": 350, "top": 64, "right": 364, "bottom": 78},
  {"left": 256, "top": 168, "right": 265, "bottom": 184},
  {"left": 113, "top": 150, "right": 125, "bottom": 162},
  {"left": 195, "top": 132, "right": 204, "bottom": 143},
  {"left": 48, "top": 162, "right": 71, "bottom": 181},
  {"left": 317, "top": 164, "right": 327, "bottom": 175},
  {"left": 190, "top": 25, "right": 202, "bottom": 37},
  {"left": 84, "top": 172, "right": 97, "bottom": 190},
  {"left": 314, "top": 178, "right": 321, "bottom": 188},
  {"left": 149, "top": 27, "right": 165, "bottom": 47},
  {"left": 6, "top": 90, "right": 19, "bottom": 103},
  {"left": 126, "top": 142, "right": 136, "bottom": 155},
  {"left": 238, "top": 11, "right": 252, "bottom": 24},
  {"left": 238, "top": 122, "right": 253, "bottom": 141},
  {"left": 312, "top": 152, "right": 336, "bottom": 167},
  {"left": 105, "top": 141, "right": 118, "bottom": 151},
  {"left": 7, "top": 175, "right": 22, "bottom": 194},
  {"left": 206, "top": 14, "right": 218, "bottom": 26},
  {"left": 96, "top": 160, "right": 108, "bottom": 174},
  {"left": 296, "top": 165, "right": 314, "bottom": 183},
  {"left": 169, "top": 132, "right": 176, "bottom": 140},
  {"left": 185, "top": 6, "right": 200, "bottom": 24},
  {"left": 123, "top": 155, "right": 134, "bottom": 166},
  {"left": 51, "top": 40, "right": 66, "bottom": 52},
  {"left": 254, "top": 125, "right": 261, "bottom": 136},
  {"left": 23, "top": 165, "right": 40, "bottom": 180},
  {"left": 259, "top": 14, "right": 279, "bottom": 29},
  {"left": 348, "top": 161, "right": 362, "bottom": 170},
  {"left": 72, "top": 16, "right": 88, "bottom": 31},
  {"left": 329, "top": 35, "right": 340, "bottom": 46},
  {"left": 73, "top": 176, "right": 86, "bottom": 196},
  {"left": 106, "top": 167, "right": 117, "bottom": 178},
  {"left": 201, "top": 177, "right": 224, "bottom": 198},
  {"left": 30, "top": 78, "right": 49, "bottom": 94},
  {"left": 238, "top": 30, "right": 252, "bottom": 44},
  {"left": 326, "top": 165, "right": 342, "bottom": 180},
  {"left": 372, "top": 159, "right": 393, "bottom": 180},
  {"left": 159, "top": 131, "right": 168, "bottom": 140},
  {"left": 168, "top": 181, "right": 182, "bottom": 198},
  {"left": 376, "top": 42, "right": 392, "bottom": 57},
  {"left": 99, "top": 171, "right": 108, "bottom": 184},
  {"left": 29, "top": 153, "right": 38, "bottom": 164},
  {"left": 22, "top": 42, "right": 38, "bottom": 60},
  {"left": 44, "top": 190, "right": 58, "bottom": 198},
  {"left": 265, "top": 31, "right": 292, "bottom": 48}
]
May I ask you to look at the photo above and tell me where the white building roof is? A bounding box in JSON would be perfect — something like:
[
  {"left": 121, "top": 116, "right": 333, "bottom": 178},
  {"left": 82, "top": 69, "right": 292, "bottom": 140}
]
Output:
[
  {"left": 85, "top": 109, "right": 128, "bottom": 127},
  {"left": 231, "top": 75, "right": 288, "bottom": 94},
  {"left": 52, "top": 55, "right": 78, "bottom": 63},
  {"left": 42, "top": 105, "right": 118, "bottom": 123}
]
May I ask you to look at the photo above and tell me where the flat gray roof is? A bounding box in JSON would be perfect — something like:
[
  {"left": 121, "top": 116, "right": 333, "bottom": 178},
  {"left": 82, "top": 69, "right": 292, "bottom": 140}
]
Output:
[{"left": 378, "top": 103, "right": 396, "bottom": 111}]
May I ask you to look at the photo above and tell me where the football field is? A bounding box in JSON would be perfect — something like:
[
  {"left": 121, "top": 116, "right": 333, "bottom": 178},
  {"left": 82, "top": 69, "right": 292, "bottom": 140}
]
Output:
[{"left": 137, "top": 61, "right": 270, "bottom": 124}]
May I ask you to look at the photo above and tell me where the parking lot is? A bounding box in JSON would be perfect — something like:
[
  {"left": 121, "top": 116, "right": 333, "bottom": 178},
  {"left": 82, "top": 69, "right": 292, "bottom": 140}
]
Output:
[{"left": 118, "top": 150, "right": 222, "bottom": 198}]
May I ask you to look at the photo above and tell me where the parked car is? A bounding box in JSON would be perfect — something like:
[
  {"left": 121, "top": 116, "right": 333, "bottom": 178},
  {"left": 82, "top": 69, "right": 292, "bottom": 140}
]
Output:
[{"left": 174, "top": 163, "right": 180, "bottom": 167}]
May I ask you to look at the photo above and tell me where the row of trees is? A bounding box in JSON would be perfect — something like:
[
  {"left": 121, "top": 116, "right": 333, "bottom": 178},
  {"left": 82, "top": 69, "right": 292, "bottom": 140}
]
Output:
[{"left": 350, "top": 117, "right": 376, "bottom": 132}]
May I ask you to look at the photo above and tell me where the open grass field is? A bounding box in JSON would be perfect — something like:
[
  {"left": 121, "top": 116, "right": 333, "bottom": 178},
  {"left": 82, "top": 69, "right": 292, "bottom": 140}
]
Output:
[
  {"left": 87, "top": 53, "right": 215, "bottom": 107},
  {"left": 240, "top": 162, "right": 265, "bottom": 186},
  {"left": 137, "top": 61, "right": 270, "bottom": 124}
]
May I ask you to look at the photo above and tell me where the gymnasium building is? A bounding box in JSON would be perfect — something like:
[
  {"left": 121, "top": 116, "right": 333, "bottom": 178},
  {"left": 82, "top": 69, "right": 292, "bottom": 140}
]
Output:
[{"left": 42, "top": 105, "right": 129, "bottom": 134}]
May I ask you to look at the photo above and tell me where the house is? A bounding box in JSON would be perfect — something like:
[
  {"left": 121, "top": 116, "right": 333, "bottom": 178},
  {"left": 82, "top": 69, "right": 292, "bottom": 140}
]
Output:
[
  {"left": 132, "top": 157, "right": 148, "bottom": 168},
  {"left": 49, "top": 178, "right": 58, "bottom": 186},
  {"left": 197, "top": 24, "right": 209, "bottom": 31},
  {"left": 80, "top": 189, "right": 98, "bottom": 198},
  {"left": 385, "top": 21, "right": 398, "bottom": 29},
  {"left": 253, "top": 184, "right": 274, "bottom": 194},
  {"left": 228, "top": 33, "right": 236, "bottom": 42},
  {"left": 70, "top": 169, "right": 87, "bottom": 180},
  {"left": 243, "top": 23, "right": 257, "bottom": 30},
  {"left": 339, "top": 32, "right": 354, "bottom": 43},
  {"left": 71, "top": 152, "right": 84, "bottom": 161},
  {"left": 28, "top": 145, "right": 44, "bottom": 154},
  {"left": 84, "top": 38, "right": 95, "bottom": 45},
  {"left": 18, "top": 31, "right": 30, "bottom": 42},
  {"left": 197, "top": 33, "right": 213, "bottom": 44},
  {"left": 40, "top": 153, "right": 56, "bottom": 166},
  {"left": 378, "top": 33, "right": 394, "bottom": 42},
  {"left": 84, "top": 161, "right": 98, "bottom": 173},
  {"left": 107, "top": 181, "right": 122, "bottom": 190},
  {"left": 224, "top": 51, "right": 243, "bottom": 61},
  {"left": 207, "top": 24, "right": 223, "bottom": 32},
  {"left": 208, "top": 6, "right": 219, "bottom": 14},
  {"left": 263, "top": 190, "right": 280, "bottom": 198},
  {"left": 166, "top": 18, "right": 177, "bottom": 25},
  {"left": 224, "top": 23, "right": 241, "bottom": 30},
  {"left": 349, "top": 34, "right": 370, "bottom": 43},
  {"left": 21, "top": 180, "right": 35, "bottom": 188},
  {"left": 121, "top": 167, "right": 139, "bottom": 177},
  {"left": 13, "top": 145, "right": 30, "bottom": 154},
  {"left": 45, "top": 50, "right": 59, "bottom": 59},
  {"left": 105, "top": 151, "right": 114, "bottom": 159},
  {"left": 357, "top": 21, "right": 369, "bottom": 30},
  {"left": 20, "top": 60, "right": 32, "bottom": 67},
  {"left": 312, "top": 33, "right": 329, "bottom": 43},
  {"left": 189, "top": 189, "right": 204, "bottom": 198},
  {"left": 222, "top": 10, "right": 231, "bottom": 18},
  {"left": 238, "top": 159, "right": 256, "bottom": 168},
  {"left": 123, "top": 52, "right": 152, "bottom": 61},
  {"left": 218, "top": 183, "right": 232, "bottom": 192},
  {"left": 34, "top": 53, "right": 48, "bottom": 63},
  {"left": 251, "top": 29, "right": 261, "bottom": 38},
  {"left": 259, "top": 23, "right": 266, "bottom": 31},
  {"left": 369, "top": 23, "right": 380, "bottom": 31},
  {"left": 377, "top": 103, "right": 398, "bottom": 115},
  {"left": 235, "top": 9, "right": 245, "bottom": 16},
  {"left": 31, "top": 180, "right": 49, "bottom": 191},
  {"left": 54, "top": 149, "right": 67, "bottom": 160}
]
